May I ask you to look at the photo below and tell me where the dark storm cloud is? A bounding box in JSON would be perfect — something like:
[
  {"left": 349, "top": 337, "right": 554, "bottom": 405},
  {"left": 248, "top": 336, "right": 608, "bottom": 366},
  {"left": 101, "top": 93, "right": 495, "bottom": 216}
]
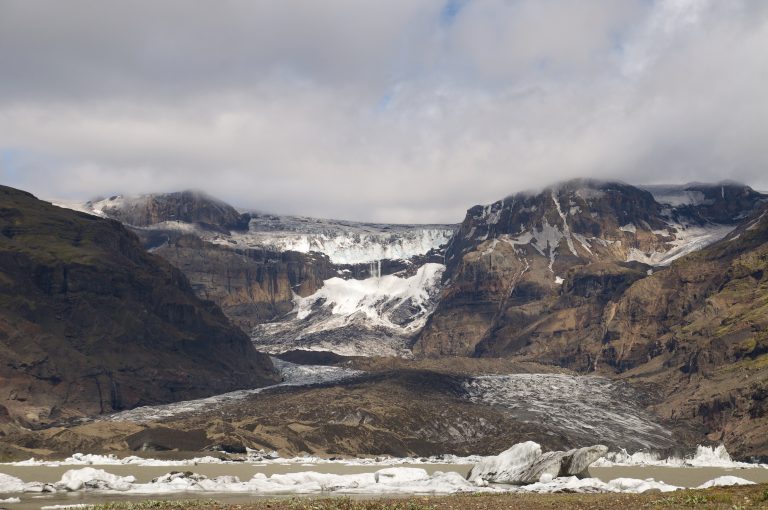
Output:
[{"left": 0, "top": 0, "right": 766, "bottom": 223}]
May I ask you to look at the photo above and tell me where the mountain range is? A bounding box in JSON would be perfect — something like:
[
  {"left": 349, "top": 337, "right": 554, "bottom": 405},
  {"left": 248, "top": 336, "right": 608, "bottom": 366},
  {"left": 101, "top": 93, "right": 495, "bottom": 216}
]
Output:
[{"left": 1, "top": 179, "right": 766, "bottom": 459}]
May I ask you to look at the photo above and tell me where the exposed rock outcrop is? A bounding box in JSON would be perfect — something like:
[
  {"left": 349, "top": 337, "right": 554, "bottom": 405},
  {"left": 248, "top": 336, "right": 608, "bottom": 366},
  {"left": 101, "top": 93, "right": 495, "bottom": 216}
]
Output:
[{"left": 143, "top": 232, "right": 334, "bottom": 330}]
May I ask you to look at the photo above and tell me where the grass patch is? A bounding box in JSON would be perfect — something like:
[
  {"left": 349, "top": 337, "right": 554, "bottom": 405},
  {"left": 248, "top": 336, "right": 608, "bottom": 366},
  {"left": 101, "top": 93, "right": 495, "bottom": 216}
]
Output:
[{"left": 84, "top": 501, "right": 218, "bottom": 510}]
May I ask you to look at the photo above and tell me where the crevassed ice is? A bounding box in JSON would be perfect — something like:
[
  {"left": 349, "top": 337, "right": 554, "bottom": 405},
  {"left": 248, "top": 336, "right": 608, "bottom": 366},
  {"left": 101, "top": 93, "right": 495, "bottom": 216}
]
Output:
[
  {"left": 463, "top": 375, "right": 674, "bottom": 450},
  {"left": 251, "top": 263, "right": 446, "bottom": 357},
  {"left": 217, "top": 224, "right": 455, "bottom": 265}
]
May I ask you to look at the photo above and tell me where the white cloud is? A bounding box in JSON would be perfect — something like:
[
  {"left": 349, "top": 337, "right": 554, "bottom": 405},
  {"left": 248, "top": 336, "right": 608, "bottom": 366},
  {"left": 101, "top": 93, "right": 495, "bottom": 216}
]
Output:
[{"left": 0, "top": 0, "right": 766, "bottom": 223}]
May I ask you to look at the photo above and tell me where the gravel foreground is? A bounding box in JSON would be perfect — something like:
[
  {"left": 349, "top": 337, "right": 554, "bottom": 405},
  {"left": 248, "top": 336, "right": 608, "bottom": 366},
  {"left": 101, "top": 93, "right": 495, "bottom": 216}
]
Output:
[{"left": 63, "top": 484, "right": 768, "bottom": 510}]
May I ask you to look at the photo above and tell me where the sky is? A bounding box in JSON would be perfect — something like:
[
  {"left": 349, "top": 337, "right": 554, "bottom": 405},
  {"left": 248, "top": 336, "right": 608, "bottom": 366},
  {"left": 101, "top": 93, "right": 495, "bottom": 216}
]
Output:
[{"left": 0, "top": 0, "right": 766, "bottom": 223}]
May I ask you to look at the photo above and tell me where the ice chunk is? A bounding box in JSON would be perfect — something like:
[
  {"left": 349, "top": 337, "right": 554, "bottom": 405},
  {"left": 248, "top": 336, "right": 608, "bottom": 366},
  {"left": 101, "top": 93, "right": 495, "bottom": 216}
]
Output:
[
  {"left": 58, "top": 467, "right": 136, "bottom": 491},
  {"left": 0, "top": 473, "right": 26, "bottom": 493},
  {"left": 607, "top": 477, "right": 679, "bottom": 493},
  {"left": 594, "top": 444, "right": 765, "bottom": 468},
  {"left": 374, "top": 467, "right": 430, "bottom": 484},
  {"left": 468, "top": 442, "right": 543, "bottom": 484},
  {"left": 697, "top": 476, "right": 755, "bottom": 488}
]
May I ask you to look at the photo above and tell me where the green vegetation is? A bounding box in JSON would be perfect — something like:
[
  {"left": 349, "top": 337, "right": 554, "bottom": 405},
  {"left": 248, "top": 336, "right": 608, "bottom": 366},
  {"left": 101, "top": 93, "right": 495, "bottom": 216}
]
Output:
[
  {"left": 58, "top": 485, "right": 768, "bottom": 510},
  {"left": 84, "top": 501, "right": 218, "bottom": 510}
]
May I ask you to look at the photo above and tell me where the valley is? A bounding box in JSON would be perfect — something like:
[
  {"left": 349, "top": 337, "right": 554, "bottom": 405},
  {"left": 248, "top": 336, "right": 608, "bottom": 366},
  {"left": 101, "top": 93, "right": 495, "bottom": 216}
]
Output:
[{"left": 1, "top": 179, "right": 767, "bottom": 503}]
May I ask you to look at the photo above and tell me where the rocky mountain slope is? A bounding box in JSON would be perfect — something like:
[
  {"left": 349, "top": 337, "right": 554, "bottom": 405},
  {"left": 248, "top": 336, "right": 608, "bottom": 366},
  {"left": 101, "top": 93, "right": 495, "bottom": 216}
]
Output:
[
  {"left": 414, "top": 179, "right": 765, "bottom": 358},
  {"left": 0, "top": 186, "right": 277, "bottom": 427}
]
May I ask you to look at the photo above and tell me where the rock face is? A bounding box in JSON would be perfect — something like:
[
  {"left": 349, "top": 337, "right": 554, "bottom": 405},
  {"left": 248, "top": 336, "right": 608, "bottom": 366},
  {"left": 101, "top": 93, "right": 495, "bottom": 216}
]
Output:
[
  {"left": 0, "top": 186, "right": 277, "bottom": 426},
  {"left": 468, "top": 442, "right": 608, "bottom": 485},
  {"left": 612, "top": 205, "right": 768, "bottom": 457}
]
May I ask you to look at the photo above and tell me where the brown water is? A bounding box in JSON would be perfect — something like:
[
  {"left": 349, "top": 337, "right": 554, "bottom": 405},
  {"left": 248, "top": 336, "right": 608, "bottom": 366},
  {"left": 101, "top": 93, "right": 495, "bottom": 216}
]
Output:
[
  {"left": 2, "top": 464, "right": 767, "bottom": 510},
  {"left": 589, "top": 465, "right": 768, "bottom": 486}
]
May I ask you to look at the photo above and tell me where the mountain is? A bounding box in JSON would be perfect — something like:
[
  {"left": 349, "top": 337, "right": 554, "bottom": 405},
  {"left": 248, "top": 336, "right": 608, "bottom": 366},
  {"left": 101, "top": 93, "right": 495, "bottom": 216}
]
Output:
[
  {"left": 414, "top": 179, "right": 766, "bottom": 358},
  {"left": 0, "top": 186, "right": 277, "bottom": 427},
  {"left": 34, "top": 180, "right": 768, "bottom": 457},
  {"left": 79, "top": 191, "right": 251, "bottom": 232},
  {"left": 408, "top": 179, "right": 767, "bottom": 456},
  {"left": 67, "top": 191, "right": 455, "bottom": 356},
  {"left": 611, "top": 205, "right": 768, "bottom": 456}
]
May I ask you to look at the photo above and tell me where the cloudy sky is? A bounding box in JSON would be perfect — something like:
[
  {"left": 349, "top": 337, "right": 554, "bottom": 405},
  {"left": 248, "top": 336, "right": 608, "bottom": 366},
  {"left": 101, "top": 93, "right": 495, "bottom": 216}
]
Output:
[{"left": 1, "top": 0, "right": 766, "bottom": 223}]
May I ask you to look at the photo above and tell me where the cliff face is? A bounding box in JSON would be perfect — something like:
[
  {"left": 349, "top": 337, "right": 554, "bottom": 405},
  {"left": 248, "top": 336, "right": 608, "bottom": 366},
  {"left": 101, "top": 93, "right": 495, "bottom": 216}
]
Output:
[
  {"left": 0, "top": 186, "right": 277, "bottom": 427},
  {"left": 144, "top": 232, "right": 335, "bottom": 330}
]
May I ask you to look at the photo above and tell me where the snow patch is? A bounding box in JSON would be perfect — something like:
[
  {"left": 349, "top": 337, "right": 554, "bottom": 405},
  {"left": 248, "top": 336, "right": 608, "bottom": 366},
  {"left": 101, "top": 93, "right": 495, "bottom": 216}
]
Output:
[
  {"left": 645, "top": 187, "right": 707, "bottom": 207},
  {"left": 627, "top": 223, "right": 734, "bottom": 266},
  {"left": 619, "top": 223, "right": 637, "bottom": 233}
]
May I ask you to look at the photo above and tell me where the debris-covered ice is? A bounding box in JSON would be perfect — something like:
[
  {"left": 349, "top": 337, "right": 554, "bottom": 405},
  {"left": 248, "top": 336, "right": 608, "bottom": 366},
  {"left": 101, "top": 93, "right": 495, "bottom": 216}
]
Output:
[{"left": 102, "top": 358, "right": 362, "bottom": 423}]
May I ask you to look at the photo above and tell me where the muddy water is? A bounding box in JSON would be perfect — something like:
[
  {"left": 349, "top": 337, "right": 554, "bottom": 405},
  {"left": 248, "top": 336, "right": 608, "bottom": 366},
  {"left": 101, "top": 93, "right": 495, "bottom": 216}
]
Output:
[
  {"left": 3, "top": 464, "right": 768, "bottom": 510},
  {"left": 589, "top": 465, "right": 768, "bottom": 486}
]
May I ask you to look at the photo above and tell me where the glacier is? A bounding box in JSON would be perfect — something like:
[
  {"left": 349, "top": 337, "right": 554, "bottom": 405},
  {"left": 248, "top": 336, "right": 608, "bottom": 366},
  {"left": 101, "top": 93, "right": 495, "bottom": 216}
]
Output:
[
  {"left": 251, "top": 263, "right": 446, "bottom": 356},
  {"left": 215, "top": 215, "right": 455, "bottom": 264}
]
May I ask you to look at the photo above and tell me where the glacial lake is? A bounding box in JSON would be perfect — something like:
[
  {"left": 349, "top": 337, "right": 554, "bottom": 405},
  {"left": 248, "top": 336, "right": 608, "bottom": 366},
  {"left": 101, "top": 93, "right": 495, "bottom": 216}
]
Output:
[{"left": 3, "top": 463, "right": 768, "bottom": 510}]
